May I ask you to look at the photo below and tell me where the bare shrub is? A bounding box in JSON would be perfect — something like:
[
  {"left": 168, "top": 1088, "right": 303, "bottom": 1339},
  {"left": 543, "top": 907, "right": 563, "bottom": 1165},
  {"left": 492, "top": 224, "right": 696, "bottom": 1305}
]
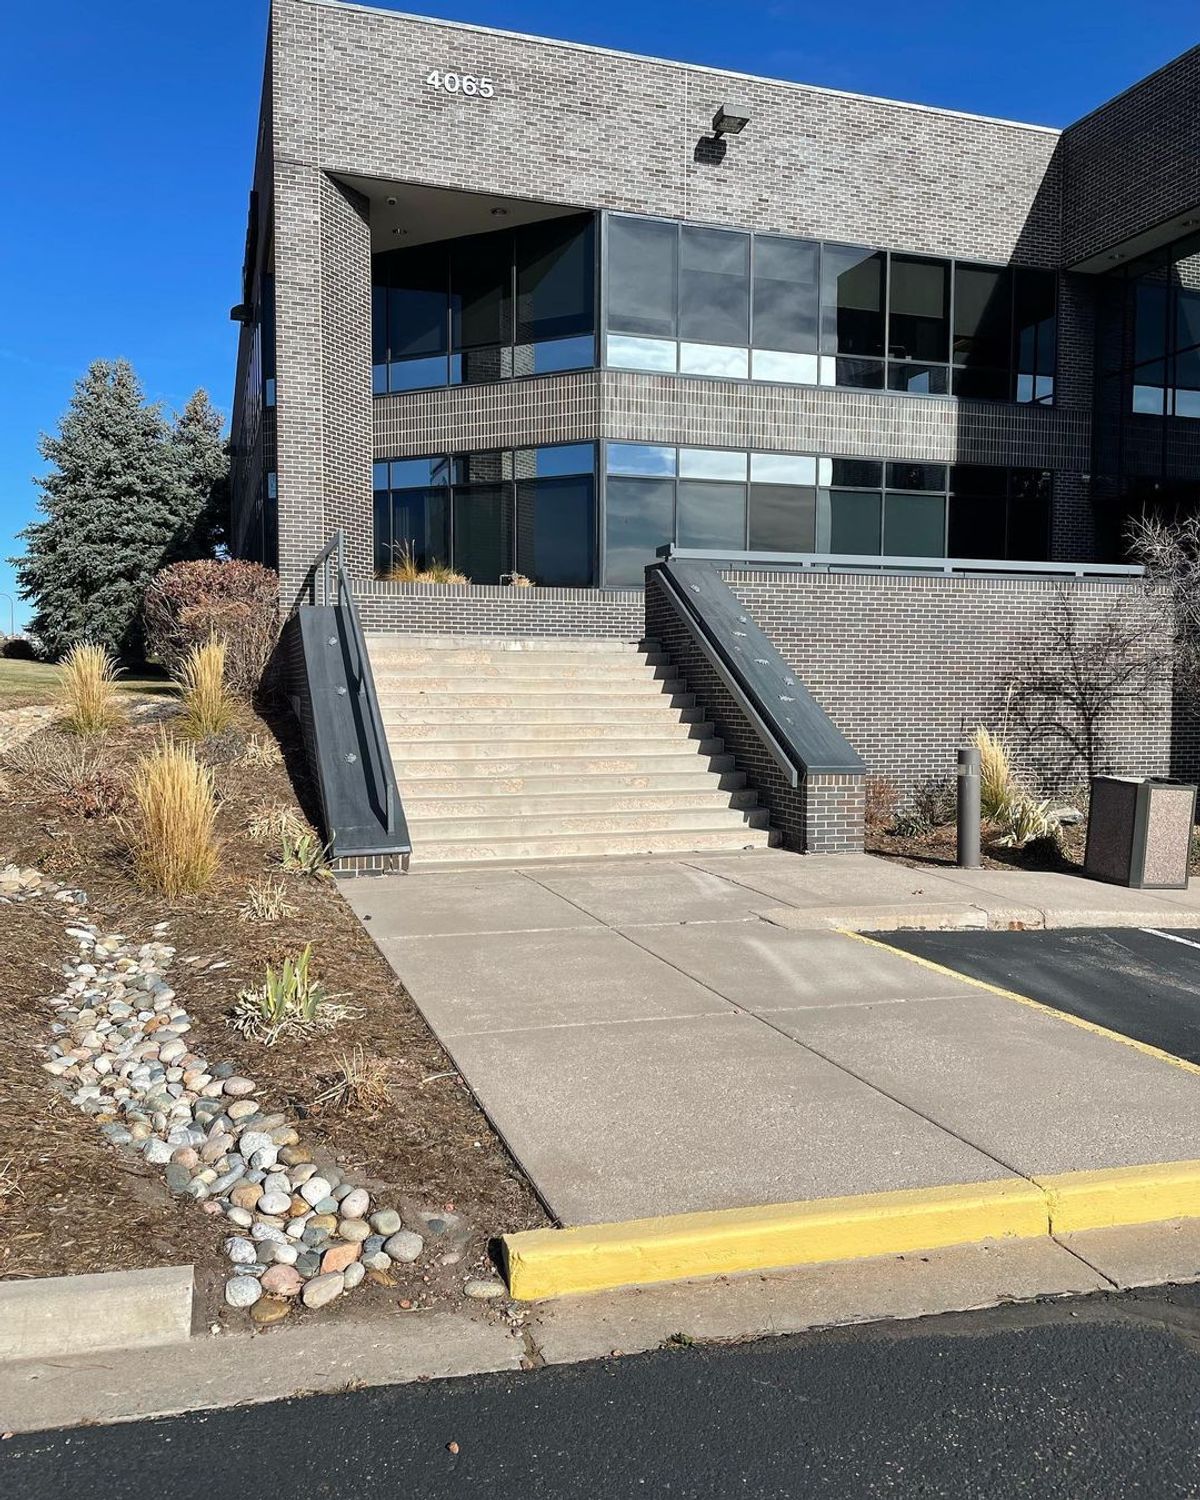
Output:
[
  {"left": 895, "top": 775, "right": 957, "bottom": 836},
  {"left": 4, "top": 732, "right": 125, "bottom": 817},
  {"left": 1128, "top": 512, "right": 1200, "bottom": 694},
  {"left": 128, "top": 735, "right": 219, "bottom": 896},
  {"left": 59, "top": 643, "right": 122, "bottom": 737},
  {"left": 863, "top": 775, "right": 899, "bottom": 831},
  {"left": 308, "top": 1045, "right": 392, "bottom": 1114},
  {"left": 143, "top": 560, "right": 280, "bottom": 700}
]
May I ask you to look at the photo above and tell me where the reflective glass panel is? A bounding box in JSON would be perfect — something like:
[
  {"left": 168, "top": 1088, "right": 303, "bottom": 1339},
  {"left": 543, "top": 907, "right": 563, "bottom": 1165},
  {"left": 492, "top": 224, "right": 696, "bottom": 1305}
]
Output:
[
  {"left": 679, "top": 448, "right": 747, "bottom": 480},
  {"left": 516, "top": 475, "right": 595, "bottom": 586},
  {"left": 676, "top": 480, "right": 747, "bottom": 550},
  {"left": 606, "top": 216, "right": 678, "bottom": 338},
  {"left": 753, "top": 236, "right": 819, "bottom": 353},
  {"left": 605, "top": 334, "right": 677, "bottom": 372},
  {"left": 450, "top": 231, "right": 512, "bottom": 351},
  {"left": 829, "top": 458, "right": 882, "bottom": 488},
  {"left": 606, "top": 443, "right": 677, "bottom": 477},
  {"left": 528, "top": 335, "right": 595, "bottom": 374},
  {"left": 748, "top": 484, "right": 816, "bottom": 552},
  {"left": 887, "top": 362, "right": 949, "bottom": 395},
  {"left": 384, "top": 246, "right": 449, "bottom": 358},
  {"left": 515, "top": 215, "right": 594, "bottom": 343},
  {"left": 604, "top": 476, "right": 675, "bottom": 586},
  {"left": 948, "top": 493, "right": 1007, "bottom": 559},
  {"left": 886, "top": 462, "right": 947, "bottom": 492},
  {"left": 821, "top": 244, "right": 886, "bottom": 356},
  {"left": 750, "top": 452, "right": 817, "bottom": 485},
  {"left": 391, "top": 489, "right": 451, "bottom": 574},
  {"left": 834, "top": 357, "right": 885, "bottom": 389},
  {"left": 889, "top": 255, "right": 950, "bottom": 362},
  {"left": 679, "top": 225, "right": 749, "bottom": 345},
  {"left": 1006, "top": 470, "right": 1051, "bottom": 559},
  {"left": 751, "top": 349, "right": 819, "bottom": 384},
  {"left": 953, "top": 264, "right": 1012, "bottom": 368},
  {"left": 952, "top": 366, "right": 1011, "bottom": 401},
  {"left": 883, "top": 492, "right": 946, "bottom": 556},
  {"left": 679, "top": 342, "right": 749, "bottom": 378},
  {"left": 516, "top": 443, "right": 595, "bottom": 478},
  {"left": 829, "top": 489, "right": 882, "bottom": 553},
  {"left": 452, "top": 482, "right": 513, "bottom": 584}
]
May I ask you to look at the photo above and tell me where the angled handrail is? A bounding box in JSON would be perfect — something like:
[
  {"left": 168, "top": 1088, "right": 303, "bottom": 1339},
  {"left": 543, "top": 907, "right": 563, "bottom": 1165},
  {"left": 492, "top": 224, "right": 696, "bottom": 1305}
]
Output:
[
  {"left": 649, "top": 558, "right": 864, "bottom": 784},
  {"left": 330, "top": 536, "right": 396, "bottom": 837}
]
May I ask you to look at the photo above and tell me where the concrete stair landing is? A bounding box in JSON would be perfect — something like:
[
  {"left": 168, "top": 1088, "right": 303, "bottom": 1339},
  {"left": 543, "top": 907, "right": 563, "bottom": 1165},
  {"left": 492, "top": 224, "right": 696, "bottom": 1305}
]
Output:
[{"left": 366, "top": 634, "right": 777, "bottom": 865}]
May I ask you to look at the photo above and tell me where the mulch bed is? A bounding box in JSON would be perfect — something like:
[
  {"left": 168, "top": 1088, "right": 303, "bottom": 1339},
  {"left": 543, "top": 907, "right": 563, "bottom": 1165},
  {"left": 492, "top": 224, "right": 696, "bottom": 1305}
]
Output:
[
  {"left": 866, "top": 815, "right": 1200, "bottom": 876},
  {"left": 0, "top": 697, "right": 548, "bottom": 1325}
]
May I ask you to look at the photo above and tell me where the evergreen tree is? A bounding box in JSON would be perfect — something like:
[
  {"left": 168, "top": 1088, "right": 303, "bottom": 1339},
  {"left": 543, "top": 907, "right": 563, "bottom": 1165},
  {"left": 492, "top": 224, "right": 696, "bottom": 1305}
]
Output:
[
  {"left": 169, "top": 389, "right": 230, "bottom": 558},
  {"left": 14, "top": 361, "right": 229, "bottom": 661}
]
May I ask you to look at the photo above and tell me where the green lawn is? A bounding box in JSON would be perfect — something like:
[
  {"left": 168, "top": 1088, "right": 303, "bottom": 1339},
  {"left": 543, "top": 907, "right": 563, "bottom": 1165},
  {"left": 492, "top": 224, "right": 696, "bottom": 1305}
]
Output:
[{"left": 0, "top": 658, "right": 175, "bottom": 708}]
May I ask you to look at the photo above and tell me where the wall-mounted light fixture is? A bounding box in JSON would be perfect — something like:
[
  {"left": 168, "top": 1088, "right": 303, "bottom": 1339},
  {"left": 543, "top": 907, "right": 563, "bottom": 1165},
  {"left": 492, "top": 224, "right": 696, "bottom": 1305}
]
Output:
[{"left": 711, "top": 103, "right": 751, "bottom": 137}]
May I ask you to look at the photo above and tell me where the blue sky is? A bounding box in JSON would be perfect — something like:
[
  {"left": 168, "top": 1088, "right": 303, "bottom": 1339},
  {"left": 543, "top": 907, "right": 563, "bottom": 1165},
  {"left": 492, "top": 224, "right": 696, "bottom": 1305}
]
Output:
[{"left": 1, "top": 1, "right": 1196, "bottom": 632}]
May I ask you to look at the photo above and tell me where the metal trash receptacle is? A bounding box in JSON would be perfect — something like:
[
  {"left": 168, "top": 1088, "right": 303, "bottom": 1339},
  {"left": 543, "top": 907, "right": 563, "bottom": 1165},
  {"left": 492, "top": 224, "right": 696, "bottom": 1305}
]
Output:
[{"left": 1084, "top": 776, "right": 1197, "bottom": 890}]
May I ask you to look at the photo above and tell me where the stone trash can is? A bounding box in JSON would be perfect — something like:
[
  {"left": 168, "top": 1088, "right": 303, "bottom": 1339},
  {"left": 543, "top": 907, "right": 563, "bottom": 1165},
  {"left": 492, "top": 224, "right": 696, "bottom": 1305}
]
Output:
[{"left": 1084, "top": 776, "right": 1198, "bottom": 890}]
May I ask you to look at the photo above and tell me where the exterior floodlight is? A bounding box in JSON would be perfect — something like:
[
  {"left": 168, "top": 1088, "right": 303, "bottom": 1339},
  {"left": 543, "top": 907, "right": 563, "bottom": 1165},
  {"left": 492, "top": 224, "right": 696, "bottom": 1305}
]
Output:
[{"left": 712, "top": 103, "right": 750, "bottom": 136}]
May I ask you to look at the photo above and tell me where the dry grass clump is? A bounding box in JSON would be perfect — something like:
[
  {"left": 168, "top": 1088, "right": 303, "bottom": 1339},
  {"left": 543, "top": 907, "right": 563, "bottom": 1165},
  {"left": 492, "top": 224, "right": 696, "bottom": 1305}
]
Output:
[
  {"left": 382, "top": 539, "right": 468, "bottom": 585},
  {"left": 247, "top": 803, "right": 310, "bottom": 844},
  {"left": 973, "top": 724, "right": 1015, "bottom": 820},
  {"left": 240, "top": 732, "right": 283, "bottom": 767},
  {"left": 4, "top": 732, "right": 125, "bottom": 817},
  {"left": 239, "top": 877, "right": 298, "bottom": 923},
  {"left": 128, "top": 735, "right": 219, "bottom": 896},
  {"left": 177, "top": 637, "right": 237, "bottom": 739},
  {"left": 58, "top": 643, "right": 123, "bottom": 737},
  {"left": 864, "top": 775, "right": 899, "bottom": 832},
  {"left": 309, "top": 1045, "right": 393, "bottom": 1114}
]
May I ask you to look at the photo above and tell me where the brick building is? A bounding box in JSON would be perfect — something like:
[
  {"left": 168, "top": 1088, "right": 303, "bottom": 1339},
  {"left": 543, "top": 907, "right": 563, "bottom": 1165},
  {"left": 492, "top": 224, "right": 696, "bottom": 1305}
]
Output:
[{"left": 231, "top": 2, "right": 1200, "bottom": 857}]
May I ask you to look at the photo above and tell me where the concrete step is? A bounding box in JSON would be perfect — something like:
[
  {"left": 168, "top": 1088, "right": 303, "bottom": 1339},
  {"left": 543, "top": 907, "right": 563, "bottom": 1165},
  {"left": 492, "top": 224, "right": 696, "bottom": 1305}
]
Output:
[
  {"left": 407, "top": 805, "right": 771, "bottom": 840},
  {"left": 379, "top": 703, "right": 712, "bottom": 727},
  {"left": 411, "top": 825, "right": 777, "bottom": 865},
  {"left": 392, "top": 751, "right": 738, "bottom": 779},
  {"left": 369, "top": 654, "right": 674, "bottom": 679},
  {"left": 394, "top": 769, "right": 749, "bottom": 798},
  {"left": 385, "top": 721, "right": 716, "bottom": 746},
  {"left": 373, "top": 678, "right": 690, "bottom": 699},
  {"left": 365, "top": 634, "right": 649, "bottom": 655},
  {"left": 402, "top": 788, "right": 760, "bottom": 817},
  {"left": 390, "top": 735, "right": 724, "bottom": 761}
]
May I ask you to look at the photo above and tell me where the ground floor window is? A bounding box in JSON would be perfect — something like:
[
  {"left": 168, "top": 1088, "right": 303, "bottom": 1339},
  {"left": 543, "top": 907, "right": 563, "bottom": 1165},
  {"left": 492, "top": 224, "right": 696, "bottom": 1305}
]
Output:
[{"left": 373, "top": 444, "right": 596, "bottom": 586}]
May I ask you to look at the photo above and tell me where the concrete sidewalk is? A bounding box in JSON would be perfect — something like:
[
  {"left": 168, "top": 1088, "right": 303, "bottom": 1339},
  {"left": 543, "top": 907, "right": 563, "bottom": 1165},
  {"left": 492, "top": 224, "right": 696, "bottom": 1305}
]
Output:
[{"left": 343, "top": 850, "right": 1200, "bottom": 1234}]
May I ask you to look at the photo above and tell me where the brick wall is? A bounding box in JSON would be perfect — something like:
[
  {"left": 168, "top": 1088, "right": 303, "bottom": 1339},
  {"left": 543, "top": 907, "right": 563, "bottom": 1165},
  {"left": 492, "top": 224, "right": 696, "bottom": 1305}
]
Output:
[
  {"left": 356, "top": 579, "right": 644, "bottom": 638},
  {"left": 722, "top": 568, "right": 1174, "bottom": 798}
]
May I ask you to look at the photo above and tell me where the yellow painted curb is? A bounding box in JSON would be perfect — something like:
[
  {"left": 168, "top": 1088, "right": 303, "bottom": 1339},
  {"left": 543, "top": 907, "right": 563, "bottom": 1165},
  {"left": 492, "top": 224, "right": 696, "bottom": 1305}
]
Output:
[
  {"left": 1041, "top": 1160, "right": 1200, "bottom": 1234},
  {"left": 501, "top": 1178, "right": 1047, "bottom": 1301}
]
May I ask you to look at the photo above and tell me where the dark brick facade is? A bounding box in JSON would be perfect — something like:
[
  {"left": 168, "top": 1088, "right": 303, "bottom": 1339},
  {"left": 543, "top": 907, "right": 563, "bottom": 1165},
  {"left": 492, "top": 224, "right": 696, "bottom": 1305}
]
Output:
[{"left": 355, "top": 579, "right": 645, "bottom": 638}]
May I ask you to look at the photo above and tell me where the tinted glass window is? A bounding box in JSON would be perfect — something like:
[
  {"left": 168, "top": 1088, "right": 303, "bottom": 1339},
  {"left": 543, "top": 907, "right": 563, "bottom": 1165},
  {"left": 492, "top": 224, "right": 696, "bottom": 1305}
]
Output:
[
  {"left": 953, "top": 265, "right": 1012, "bottom": 368},
  {"left": 748, "top": 484, "right": 816, "bottom": 552},
  {"left": 753, "top": 236, "right": 819, "bottom": 353},
  {"left": 392, "top": 489, "right": 451, "bottom": 574},
  {"left": 679, "top": 448, "right": 747, "bottom": 480},
  {"left": 888, "top": 362, "right": 948, "bottom": 394},
  {"left": 1014, "top": 269, "right": 1057, "bottom": 378},
  {"left": 834, "top": 357, "right": 885, "bottom": 390},
  {"left": 830, "top": 458, "right": 882, "bottom": 488},
  {"left": 829, "top": 489, "right": 882, "bottom": 553},
  {"left": 886, "top": 462, "right": 947, "bottom": 492},
  {"left": 1007, "top": 470, "right": 1052, "bottom": 560},
  {"left": 1134, "top": 283, "right": 1169, "bottom": 364},
  {"left": 884, "top": 492, "right": 945, "bottom": 556},
  {"left": 821, "top": 245, "right": 885, "bottom": 356},
  {"left": 451, "top": 232, "right": 512, "bottom": 351},
  {"left": 676, "top": 480, "right": 747, "bottom": 550},
  {"left": 516, "top": 475, "right": 594, "bottom": 586},
  {"left": 382, "top": 246, "right": 448, "bottom": 358},
  {"left": 607, "top": 217, "right": 678, "bottom": 338},
  {"left": 1178, "top": 290, "right": 1200, "bottom": 351},
  {"left": 607, "top": 443, "right": 677, "bottom": 477},
  {"left": 889, "top": 256, "right": 950, "bottom": 362},
  {"left": 373, "top": 488, "right": 392, "bottom": 575},
  {"left": 516, "top": 215, "right": 594, "bottom": 344},
  {"left": 948, "top": 493, "right": 1007, "bottom": 558},
  {"left": 679, "top": 226, "right": 749, "bottom": 346},
  {"left": 452, "top": 482, "right": 513, "bottom": 583},
  {"left": 605, "top": 476, "right": 675, "bottom": 586}
]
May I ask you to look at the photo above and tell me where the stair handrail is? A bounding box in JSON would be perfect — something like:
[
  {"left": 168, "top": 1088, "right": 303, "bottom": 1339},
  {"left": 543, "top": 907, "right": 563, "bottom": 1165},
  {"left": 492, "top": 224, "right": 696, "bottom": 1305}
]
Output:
[{"left": 318, "top": 530, "right": 395, "bottom": 837}]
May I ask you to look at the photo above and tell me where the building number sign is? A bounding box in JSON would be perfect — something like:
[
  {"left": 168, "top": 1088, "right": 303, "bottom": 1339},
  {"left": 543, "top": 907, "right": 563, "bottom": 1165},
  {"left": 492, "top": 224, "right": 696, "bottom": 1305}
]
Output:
[{"left": 425, "top": 70, "right": 495, "bottom": 97}]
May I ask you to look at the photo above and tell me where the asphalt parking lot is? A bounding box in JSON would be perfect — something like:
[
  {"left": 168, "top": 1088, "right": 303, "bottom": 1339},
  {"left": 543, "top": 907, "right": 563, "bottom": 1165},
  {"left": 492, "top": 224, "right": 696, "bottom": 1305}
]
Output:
[{"left": 882, "top": 925, "right": 1200, "bottom": 1065}]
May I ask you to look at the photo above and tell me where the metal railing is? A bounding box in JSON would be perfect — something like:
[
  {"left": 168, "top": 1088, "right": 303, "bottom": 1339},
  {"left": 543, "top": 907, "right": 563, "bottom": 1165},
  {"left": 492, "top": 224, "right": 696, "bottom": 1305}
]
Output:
[
  {"left": 314, "top": 530, "right": 395, "bottom": 837},
  {"left": 658, "top": 544, "right": 1145, "bottom": 581}
]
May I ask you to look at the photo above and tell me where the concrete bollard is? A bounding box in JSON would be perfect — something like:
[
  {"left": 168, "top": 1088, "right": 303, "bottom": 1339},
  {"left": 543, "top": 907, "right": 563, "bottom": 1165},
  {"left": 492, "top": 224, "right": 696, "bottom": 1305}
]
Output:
[{"left": 957, "top": 746, "right": 982, "bottom": 870}]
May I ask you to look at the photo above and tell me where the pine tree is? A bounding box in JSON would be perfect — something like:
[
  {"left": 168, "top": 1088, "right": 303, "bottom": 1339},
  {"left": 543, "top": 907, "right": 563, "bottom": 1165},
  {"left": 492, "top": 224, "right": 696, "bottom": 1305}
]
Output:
[
  {"left": 169, "top": 389, "right": 230, "bottom": 558},
  {"left": 14, "top": 361, "right": 229, "bottom": 661}
]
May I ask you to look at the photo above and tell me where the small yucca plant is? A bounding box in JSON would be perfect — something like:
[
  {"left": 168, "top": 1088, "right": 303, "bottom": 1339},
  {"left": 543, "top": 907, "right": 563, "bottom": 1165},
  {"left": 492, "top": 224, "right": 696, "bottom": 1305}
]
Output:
[
  {"left": 973, "top": 724, "right": 1015, "bottom": 822},
  {"left": 228, "top": 944, "right": 355, "bottom": 1046},
  {"left": 59, "top": 643, "right": 123, "bottom": 737},
  {"left": 178, "top": 636, "right": 236, "bottom": 738},
  {"left": 280, "top": 828, "right": 331, "bottom": 879},
  {"left": 994, "top": 794, "right": 1062, "bottom": 849},
  {"left": 128, "top": 735, "right": 219, "bottom": 895}
]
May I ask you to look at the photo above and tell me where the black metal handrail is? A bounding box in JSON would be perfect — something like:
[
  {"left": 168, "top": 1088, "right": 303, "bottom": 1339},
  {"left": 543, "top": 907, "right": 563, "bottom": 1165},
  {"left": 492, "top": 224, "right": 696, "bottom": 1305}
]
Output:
[
  {"left": 649, "top": 558, "right": 864, "bottom": 783},
  {"left": 318, "top": 531, "right": 395, "bottom": 836}
]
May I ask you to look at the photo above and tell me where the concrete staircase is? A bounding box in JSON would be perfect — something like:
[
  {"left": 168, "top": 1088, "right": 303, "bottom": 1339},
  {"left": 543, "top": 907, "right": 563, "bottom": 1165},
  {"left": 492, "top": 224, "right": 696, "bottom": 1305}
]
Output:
[{"left": 365, "top": 634, "right": 777, "bottom": 865}]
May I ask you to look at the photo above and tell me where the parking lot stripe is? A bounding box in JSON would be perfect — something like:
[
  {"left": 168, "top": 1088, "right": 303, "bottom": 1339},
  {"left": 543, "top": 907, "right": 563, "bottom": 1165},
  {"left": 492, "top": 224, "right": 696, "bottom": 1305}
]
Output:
[
  {"left": 837, "top": 929, "right": 1200, "bottom": 1079},
  {"left": 1143, "top": 927, "right": 1200, "bottom": 954}
]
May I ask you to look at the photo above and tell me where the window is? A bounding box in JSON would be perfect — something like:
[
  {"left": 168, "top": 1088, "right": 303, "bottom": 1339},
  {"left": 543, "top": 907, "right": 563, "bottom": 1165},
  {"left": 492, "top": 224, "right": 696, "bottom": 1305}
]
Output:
[
  {"left": 605, "top": 478, "right": 675, "bottom": 586},
  {"left": 371, "top": 215, "right": 596, "bottom": 393},
  {"left": 676, "top": 447, "right": 748, "bottom": 550},
  {"left": 889, "top": 256, "right": 950, "bottom": 363},
  {"left": 1014, "top": 269, "right": 1056, "bottom": 405},
  {"left": 948, "top": 465, "right": 1051, "bottom": 559},
  {"left": 373, "top": 445, "right": 596, "bottom": 585},
  {"left": 749, "top": 454, "right": 817, "bottom": 552},
  {"left": 828, "top": 491, "right": 882, "bottom": 554},
  {"left": 679, "top": 226, "right": 750, "bottom": 347},
  {"left": 1129, "top": 276, "right": 1200, "bottom": 420},
  {"left": 753, "top": 236, "right": 819, "bottom": 354},
  {"left": 953, "top": 264, "right": 1011, "bottom": 399},
  {"left": 606, "top": 216, "right": 678, "bottom": 339}
]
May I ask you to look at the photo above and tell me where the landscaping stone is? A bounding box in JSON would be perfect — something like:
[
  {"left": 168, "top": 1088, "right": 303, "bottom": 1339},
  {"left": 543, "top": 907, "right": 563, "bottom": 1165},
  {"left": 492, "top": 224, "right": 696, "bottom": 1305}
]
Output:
[
  {"left": 369, "top": 1210, "right": 402, "bottom": 1237},
  {"left": 343, "top": 1262, "right": 365, "bottom": 1291},
  {"left": 250, "top": 1298, "right": 291, "bottom": 1327},
  {"left": 338, "top": 1219, "right": 371, "bottom": 1243},
  {"left": 339, "top": 1187, "right": 370, "bottom": 1220},
  {"left": 321, "top": 1241, "right": 362, "bottom": 1276},
  {"left": 464, "top": 1279, "right": 505, "bottom": 1301},
  {"left": 384, "top": 1230, "right": 423, "bottom": 1264},
  {"left": 225, "top": 1276, "right": 264, "bottom": 1309},
  {"left": 302, "top": 1272, "right": 345, "bottom": 1309},
  {"left": 261, "top": 1264, "right": 303, "bottom": 1298}
]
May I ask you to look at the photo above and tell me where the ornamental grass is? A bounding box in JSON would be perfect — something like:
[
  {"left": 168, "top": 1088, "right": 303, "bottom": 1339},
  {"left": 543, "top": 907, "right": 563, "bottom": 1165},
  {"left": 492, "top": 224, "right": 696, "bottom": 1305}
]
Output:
[
  {"left": 59, "top": 642, "right": 123, "bottom": 737},
  {"left": 177, "top": 636, "right": 237, "bottom": 739},
  {"left": 128, "top": 734, "right": 219, "bottom": 896}
]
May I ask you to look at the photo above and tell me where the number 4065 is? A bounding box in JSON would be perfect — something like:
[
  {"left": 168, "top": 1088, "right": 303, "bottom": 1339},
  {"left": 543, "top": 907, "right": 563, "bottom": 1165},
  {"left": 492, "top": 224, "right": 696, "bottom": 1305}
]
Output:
[{"left": 425, "top": 70, "right": 495, "bottom": 97}]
